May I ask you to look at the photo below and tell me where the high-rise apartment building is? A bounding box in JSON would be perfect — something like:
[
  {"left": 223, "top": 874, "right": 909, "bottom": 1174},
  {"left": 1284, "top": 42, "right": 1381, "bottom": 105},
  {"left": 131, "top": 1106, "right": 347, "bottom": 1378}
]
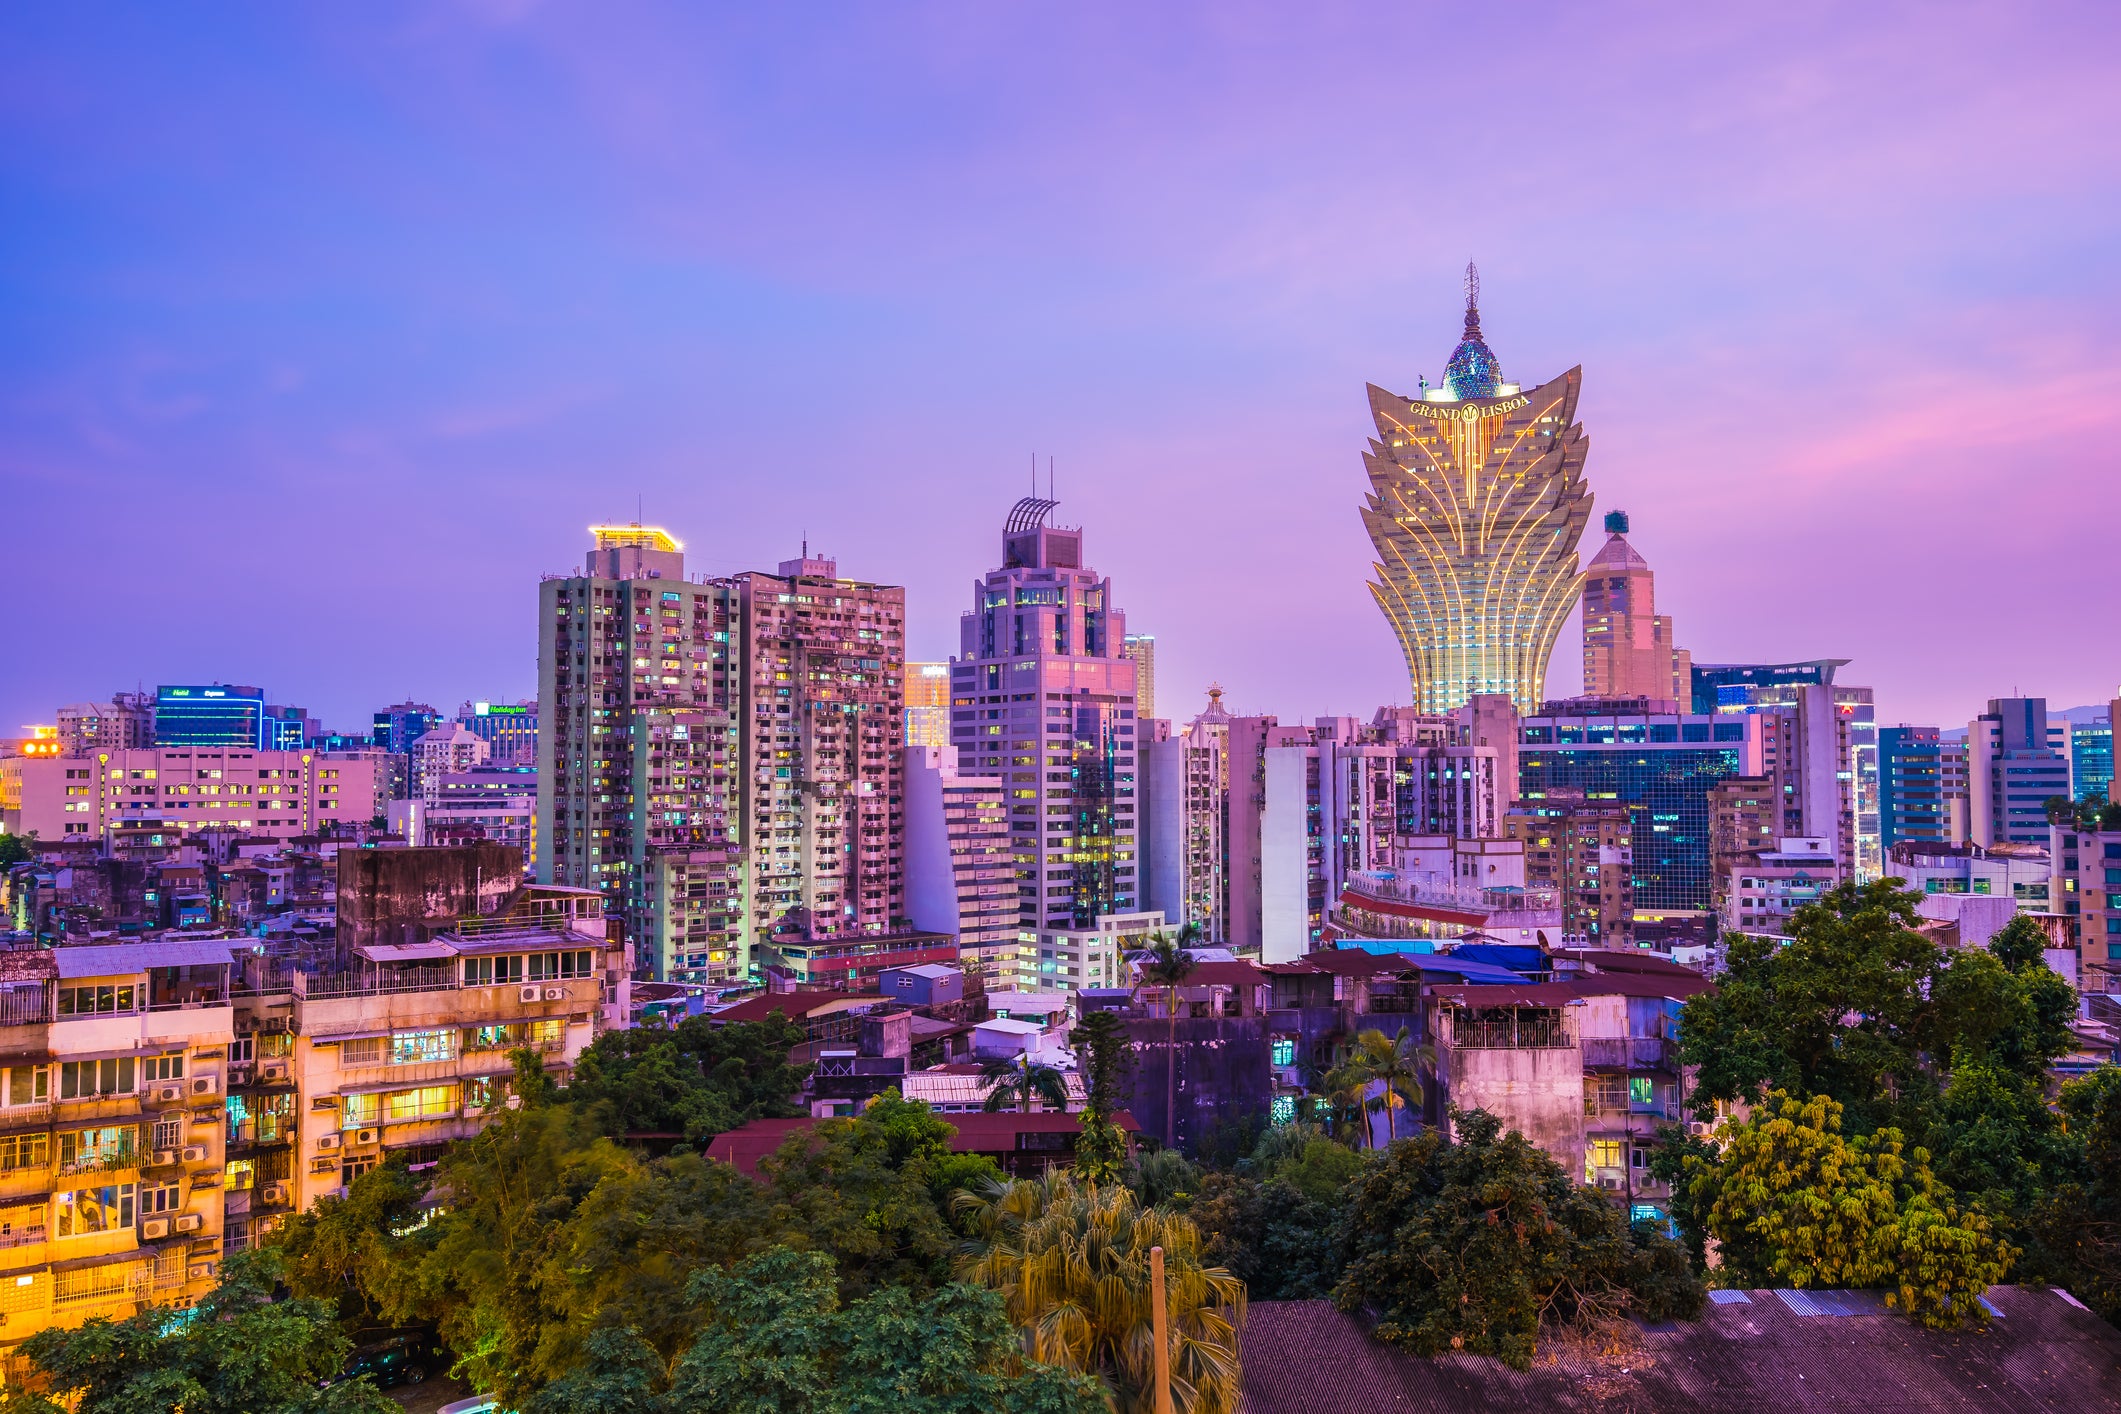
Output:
[
  {"left": 731, "top": 554, "right": 907, "bottom": 962},
  {"left": 904, "top": 745, "right": 1017, "bottom": 985},
  {"left": 55, "top": 694, "right": 155, "bottom": 756},
  {"left": 1706, "top": 774, "right": 1778, "bottom": 921},
  {"left": 1499, "top": 793, "right": 1635, "bottom": 946},
  {"left": 2052, "top": 823, "right": 2121, "bottom": 992},
  {"left": 372, "top": 702, "right": 443, "bottom": 756},
  {"left": 1143, "top": 686, "right": 1233, "bottom": 945},
  {"left": 903, "top": 662, "right": 952, "bottom": 751},
  {"left": 950, "top": 499, "right": 1139, "bottom": 933},
  {"left": 1359, "top": 268, "right": 1594, "bottom": 713},
  {"left": 2072, "top": 704, "right": 2115, "bottom": 806},
  {"left": 1968, "top": 698, "right": 2072, "bottom": 847},
  {"left": 1757, "top": 684, "right": 1856, "bottom": 878},
  {"left": 1122, "top": 634, "right": 1157, "bottom": 720},
  {"left": 538, "top": 527, "right": 743, "bottom": 985},
  {"left": 1699, "top": 663, "right": 1875, "bottom": 880},
  {"left": 1580, "top": 512, "right": 1688, "bottom": 707}
]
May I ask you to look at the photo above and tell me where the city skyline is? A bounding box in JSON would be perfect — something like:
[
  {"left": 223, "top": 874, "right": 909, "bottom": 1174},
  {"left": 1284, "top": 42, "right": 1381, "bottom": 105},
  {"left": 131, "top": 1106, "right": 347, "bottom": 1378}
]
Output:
[{"left": 5, "top": 5, "right": 2120, "bottom": 734}]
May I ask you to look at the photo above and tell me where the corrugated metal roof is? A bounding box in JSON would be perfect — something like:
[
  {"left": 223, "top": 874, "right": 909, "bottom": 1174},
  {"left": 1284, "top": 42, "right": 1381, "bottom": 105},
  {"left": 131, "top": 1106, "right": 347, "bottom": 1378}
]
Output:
[{"left": 53, "top": 940, "right": 237, "bottom": 978}]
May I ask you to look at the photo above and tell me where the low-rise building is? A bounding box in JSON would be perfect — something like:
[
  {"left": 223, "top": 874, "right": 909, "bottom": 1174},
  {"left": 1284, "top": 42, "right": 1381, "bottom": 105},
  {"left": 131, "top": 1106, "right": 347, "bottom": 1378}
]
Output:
[{"left": 1717, "top": 836, "right": 1837, "bottom": 934}]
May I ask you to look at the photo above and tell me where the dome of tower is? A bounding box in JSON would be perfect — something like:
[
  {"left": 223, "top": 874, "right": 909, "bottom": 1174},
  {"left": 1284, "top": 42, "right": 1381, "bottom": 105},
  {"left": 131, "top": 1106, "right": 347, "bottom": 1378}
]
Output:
[{"left": 1442, "top": 263, "right": 1503, "bottom": 400}]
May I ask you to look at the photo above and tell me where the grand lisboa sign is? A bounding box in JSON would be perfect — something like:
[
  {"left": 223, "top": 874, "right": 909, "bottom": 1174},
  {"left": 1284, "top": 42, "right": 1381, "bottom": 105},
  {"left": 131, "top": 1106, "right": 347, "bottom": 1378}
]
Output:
[{"left": 1406, "top": 393, "right": 1531, "bottom": 423}]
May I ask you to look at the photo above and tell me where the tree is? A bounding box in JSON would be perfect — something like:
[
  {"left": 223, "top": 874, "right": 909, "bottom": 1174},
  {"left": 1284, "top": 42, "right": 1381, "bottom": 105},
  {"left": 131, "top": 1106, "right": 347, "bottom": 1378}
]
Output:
[
  {"left": 1247, "top": 1121, "right": 1362, "bottom": 1204},
  {"left": 958, "top": 1172, "right": 1246, "bottom": 1414},
  {"left": 0, "top": 1250, "right": 397, "bottom": 1414},
  {"left": 1330, "top": 1028, "right": 1432, "bottom": 1149},
  {"left": 1188, "top": 1173, "right": 1345, "bottom": 1300},
  {"left": 567, "top": 1014, "right": 810, "bottom": 1142},
  {"left": 980, "top": 1051, "right": 1069, "bottom": 1114},
  {"left": 1685, "top": 1091, "right": 2012, "bottom": 1328},
  {"left": 523, "top": 1249, "right": 1107, "bottom": 1414},
  {"left": 2029, "top": 1065, "right": 2121, "bottom": 1323},
  {"left": 274, "top": 1159, "right": 431, "bottom": 1326},
  {"left": 0, "top": 832, "right": 34, "bottom": 869},
  {"left": 1134, "top": 925, "right": 1201, "bottom": 1149},
  {"left": 1069, "top": 1009, "right": 1134, "bottom": 1181},
  {"left": 1335, "top": 1110, "right": 1703, "bottom": 1371}
]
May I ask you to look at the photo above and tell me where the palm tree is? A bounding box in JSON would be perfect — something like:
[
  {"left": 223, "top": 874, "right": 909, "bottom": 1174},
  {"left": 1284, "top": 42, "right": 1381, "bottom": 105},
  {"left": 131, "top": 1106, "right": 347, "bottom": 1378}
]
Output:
[
  {"left": 956, "top": 1170, "right": 1246, "bottom": 1413},
  {"left": 980, "top": 1051, "right": 1069, "bottom": 1114},
  {"left": 1334, "top": 1027, "right": 1435, "bottom": 1149},
  {"left": 1133, "top": 924, "right": 1200, "bottom": 1150}
]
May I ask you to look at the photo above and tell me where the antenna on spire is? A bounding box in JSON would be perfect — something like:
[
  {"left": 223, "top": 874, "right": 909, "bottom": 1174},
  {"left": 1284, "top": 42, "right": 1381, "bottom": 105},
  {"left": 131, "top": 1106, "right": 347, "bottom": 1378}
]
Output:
[
  {"left": 1465, "top": 261, "right": 1479, "bottom": 312},
  {"left": 1047, "top": 455, "right": 1054, "bottom": 502},
  {"left": 1031, "top": 452, "right": 1036, "bottom": 496}
]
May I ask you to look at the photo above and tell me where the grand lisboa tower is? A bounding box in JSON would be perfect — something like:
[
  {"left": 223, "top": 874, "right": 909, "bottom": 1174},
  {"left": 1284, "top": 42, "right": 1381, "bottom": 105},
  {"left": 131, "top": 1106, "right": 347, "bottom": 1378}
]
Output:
[{"left": 1359, "top": 265, "right": 1594, "bottom": 713}]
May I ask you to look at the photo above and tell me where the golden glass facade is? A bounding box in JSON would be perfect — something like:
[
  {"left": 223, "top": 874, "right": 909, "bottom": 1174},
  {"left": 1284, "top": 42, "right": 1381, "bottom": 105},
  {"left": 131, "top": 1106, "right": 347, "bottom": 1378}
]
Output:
[{"left": 1360, "top": 319, "right": 1593, "bottom": 713}]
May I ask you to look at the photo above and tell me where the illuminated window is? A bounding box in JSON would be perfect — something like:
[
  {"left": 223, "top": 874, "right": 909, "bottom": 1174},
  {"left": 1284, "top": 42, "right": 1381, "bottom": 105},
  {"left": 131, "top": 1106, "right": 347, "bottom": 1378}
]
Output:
[{"left": 54, "top": 1184, "right": 135, "bottom": 1237}]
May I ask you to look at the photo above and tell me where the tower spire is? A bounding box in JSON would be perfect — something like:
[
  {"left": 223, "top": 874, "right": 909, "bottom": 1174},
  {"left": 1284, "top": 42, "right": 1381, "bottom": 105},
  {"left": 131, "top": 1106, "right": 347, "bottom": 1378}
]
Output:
[{"left": 1463, "top": 260, "right": 1482, "bottom": 339}]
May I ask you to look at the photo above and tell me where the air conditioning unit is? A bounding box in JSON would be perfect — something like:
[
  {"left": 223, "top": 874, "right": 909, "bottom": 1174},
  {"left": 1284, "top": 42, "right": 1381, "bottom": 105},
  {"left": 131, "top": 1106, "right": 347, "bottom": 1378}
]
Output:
[
  {"left": 1599, "top": 1176, "right": 1620, "bottom": 1190},
  {"left": 316, "top": 1132, "right": 342, "bottom": 1151},
  {"left": 543, "top": 987, "right": 564, "bottom": 1001},
  {"left": 174, "top": 1213, "right": 204, "bottom": 1233},
  {"left": 261, "top": 1062, "right": 289, "bottom": 1083},
  {"left": 180, "top": 1145, "right": 209, "bottom": 1163},
  {"left": 154, "top": 1084, "right": 184, "bottom": 1104},
  {"left": 186, "top": 1262, "right": 216, "bottom": 1282},
  {"left": 519, "top": 985, "right": 542, "bottom": 1003},
  {"left": 151, "top": 1149, "right": 177, "bottom": 1167},
  {"left": 141, "top": 1218, "right": 171, "bottom": 1240},
  {"left": 354, "top": 1127, "right": 380, "bottom": 1146},
  {"left": 189, "top": 1076, "right": 218, "bottom": 1097},
  {"left": 260, "top": 1183, "right": 288, "bottom": 1205}
]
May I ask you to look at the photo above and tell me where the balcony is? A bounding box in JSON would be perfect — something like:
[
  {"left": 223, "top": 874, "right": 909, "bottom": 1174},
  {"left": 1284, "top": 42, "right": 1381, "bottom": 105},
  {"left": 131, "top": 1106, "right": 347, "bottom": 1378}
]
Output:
[{"left": 1580, "top": 1036, "right": 1677, "bottom": 1072}]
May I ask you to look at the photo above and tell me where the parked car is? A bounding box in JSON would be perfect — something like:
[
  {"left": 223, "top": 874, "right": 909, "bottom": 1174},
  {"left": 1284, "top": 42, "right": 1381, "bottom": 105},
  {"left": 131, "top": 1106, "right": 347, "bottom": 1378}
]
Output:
[
  {"left": 325, "top": 1330, "right": 436, "bottom": 1390},
  {"left": 438, "top": 1400, "right": 499, "bottom": 1414}
]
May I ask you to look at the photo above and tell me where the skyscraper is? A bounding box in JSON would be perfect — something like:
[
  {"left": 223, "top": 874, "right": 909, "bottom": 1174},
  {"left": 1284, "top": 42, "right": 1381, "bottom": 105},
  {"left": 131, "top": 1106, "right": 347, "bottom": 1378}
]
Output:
[
  {"left": 903, "top": 661, "right": 951, "bottom": 751},
  {"left": 1122, "top": 633, "right": 1157, "bottom": 720},
  {"left": 1581, "top": 511, "right": 1688, "bottom": 706},
  {"left": 538, "top": 526, "right": 744, "bottom": 984},
  {"left": 1968, "top": 697, "right": 2071, "bottom": 846},
  {"left": 1360, "top": 266, "right": 1595, "bottom": 713},
  {"left": 951, "top": 498, "right": 1140, "bottom": 934},
  {"left": 731, "top": 553, "right": 907, "bottom": 958}
]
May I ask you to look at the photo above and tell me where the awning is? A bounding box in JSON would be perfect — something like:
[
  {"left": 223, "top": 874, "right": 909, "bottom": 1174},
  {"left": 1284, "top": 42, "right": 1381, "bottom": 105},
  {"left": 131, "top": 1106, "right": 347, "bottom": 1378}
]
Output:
[
  {"left": 354, "top": 942, "right": 458, "bottom": 963},
  {"left": 54, "top": 940, "right": 238, "bottom": 979}
]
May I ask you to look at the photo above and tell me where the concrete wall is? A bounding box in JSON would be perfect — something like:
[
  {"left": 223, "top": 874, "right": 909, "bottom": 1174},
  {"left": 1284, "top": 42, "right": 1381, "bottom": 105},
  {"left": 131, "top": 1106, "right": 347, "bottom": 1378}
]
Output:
[
  {"left": 1122, "top": 1014, "right": 1272, "bottom": 1155},
  {"left": 1440, "top": 1042, "right": 1586, "bottom": 1180},
  {"left": 336, "top": 843, "right": 522, "bottom": 949}
]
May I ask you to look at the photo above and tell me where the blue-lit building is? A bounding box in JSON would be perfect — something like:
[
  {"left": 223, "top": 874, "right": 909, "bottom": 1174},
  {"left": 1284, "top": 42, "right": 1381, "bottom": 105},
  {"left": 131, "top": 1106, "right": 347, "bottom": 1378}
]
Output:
[
  {"left": 154, "top": 685, "right": 268, "bottom": 748},
  {"left": 372, "top": 701, "right": 442, "bottom": 754},
  {"left": 1519, "top": 706, "right": 1765, "bottom": 911},
  {"left": 2074, "top": 717, "right": 2113, "bottom": 806},
  {"left": 1878, "top": 725, "right": 1958, "bottom": 847},
  {"left": 457, "top": 700, "right": 538, "bottom": 766},
  {"left": 1690, "top": 658, "right": 1847, "bottom": 716}
]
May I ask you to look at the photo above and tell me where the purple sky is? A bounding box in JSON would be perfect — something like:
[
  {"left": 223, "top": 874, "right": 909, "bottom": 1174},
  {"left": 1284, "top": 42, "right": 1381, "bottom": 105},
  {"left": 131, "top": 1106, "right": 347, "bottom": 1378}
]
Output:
[{"left": 5, "top": 3, "right": 2119, "bottom": 736}]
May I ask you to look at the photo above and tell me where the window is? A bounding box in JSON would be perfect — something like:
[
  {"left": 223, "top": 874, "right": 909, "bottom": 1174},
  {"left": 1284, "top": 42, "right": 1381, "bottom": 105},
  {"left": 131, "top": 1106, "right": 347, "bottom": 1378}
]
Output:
[
  {"left": 1587, "top": 1140, "right": 1624, "bottom": 1171},
  {"left": 54, "top": 1184, "right": 134, "bottom": 1238},
  {"left": 224, "top": 1159, "right": 255, "bottom": 1191},
  {"left": 56, "top": 985, "right": 136, "bottom": 1016},
  {"left": 141, "top": 1183, "right": 181, "bottom": 1215},
  {"left": 340, "top": 1038, "right": 383, "bottom": 1067},
  {"left": 390, "top": 1030, "right": 458, "bottom": 1065},
  {"left": 382, "top": 1085, "right": 459, "bottom": 1122},
  {"left": 341, "top": 1157, "right": 378, "bottom": 1185},
  {"left": 58, "top": 1126, "right": 134, "bottom": 1173},
  {"left": 150, "top": 1117, "right": 181, "bottom": 1151},
  {"left": 1629, "top": 1076, "right": 1655, "bottom": 1105},
  {"left": 465, "top": 1076, "right": 498, "bottom": 1111},
  {"left": 228, "top": 1038, "right": 255, "bottom": 1065},
  {"left": 142, "top": 1054, "right": 184, "bottom": 1083},
  {"left": 1270, "top": 1039, "right": 1296, "bottom": 1067},
  {"left": 462, "top": 956, "right": 525, "bottom": 987},
  {"left": 526, "top": 951, "right": 593, "bottom": 982},
  {"left": 341, "top": 1093, "right": 378, "bottom": 1129},
  {"left": 5, "top": 1065, "right": 48, "bottom": 1107},
  {"left": 59, "top": 1059, "right": 136, "bottom": 1100},
  {"left": 0, "top": 1134, "right": 49, "bottom": 1174}
]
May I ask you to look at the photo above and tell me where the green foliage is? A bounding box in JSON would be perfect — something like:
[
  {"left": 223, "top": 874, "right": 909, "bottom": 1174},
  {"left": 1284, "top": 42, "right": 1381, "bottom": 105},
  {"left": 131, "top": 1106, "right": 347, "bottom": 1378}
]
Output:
[
  {"left": 1336, "top": 1109, "right": 1704, "bottom": 1371},
  {"left": 1125, "top": 1146, "right": 1202, "bottom": 1209},
  {"left": 0, "top": 1250, "right": 396, "bottom": 1414},
  {"left": 274, "top": 1159, "right": 431, "bottom": 1325},
  {"left": 1250, "top": 1123, "right": 1363, "bottom": 1204},
  {"left": 978, "top": 1052, "right": 1069, "bottom": 1114},
  {"left": 1189, "top": 1172, "right": 1344, "bottom": 1300},
  {"left": 1327, "top": 1028, "right": 1433, "bottom": 1148},
  {"left": 2029, "top": 1065, "right": 2121, "bottom": 1323},
  {"left": 566, "top": 1011, "right": 810, "bottom": 1142},
  {"left": 1686, "top": 1091, "right": 2013, "bottom": 1327},
  {"left": 0, "top": 833, "right": 34, "bottom": 869},
  {"left": 958, "top": 1172, "right": 1245, "bottom": 1414},
  {"left": 1642, "top": 1123, "right": 1719, "bottom": 1271},
  {"left": 1068, "top": 1010, "right": 1134, "bottom": 1181}
]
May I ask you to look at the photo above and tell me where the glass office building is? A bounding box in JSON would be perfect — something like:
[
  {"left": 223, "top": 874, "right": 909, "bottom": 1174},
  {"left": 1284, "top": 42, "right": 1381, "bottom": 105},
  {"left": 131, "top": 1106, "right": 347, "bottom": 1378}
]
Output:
[
  {"left": 154, "top": 685, "right": 267, "bottom": 749},
  {"left": 2074, "top": 719, "right": 2113, "bottom": 806},
  {"left": 1519, "top": 709, "right": 1764, "bottom": 910}
]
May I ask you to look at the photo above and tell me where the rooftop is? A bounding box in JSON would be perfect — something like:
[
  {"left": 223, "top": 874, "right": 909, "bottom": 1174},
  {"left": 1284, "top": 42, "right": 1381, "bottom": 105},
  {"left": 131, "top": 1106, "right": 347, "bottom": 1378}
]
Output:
[{"left": 1238, "top": 1287, "right": 2121, "bottom": 1413}]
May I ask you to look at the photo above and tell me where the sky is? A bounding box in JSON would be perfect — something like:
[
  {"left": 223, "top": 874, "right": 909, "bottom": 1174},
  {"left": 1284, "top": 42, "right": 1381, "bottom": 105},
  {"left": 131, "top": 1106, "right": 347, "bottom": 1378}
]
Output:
[{"left": 4, "top": 2, "right": 2119, "bottom": 736}]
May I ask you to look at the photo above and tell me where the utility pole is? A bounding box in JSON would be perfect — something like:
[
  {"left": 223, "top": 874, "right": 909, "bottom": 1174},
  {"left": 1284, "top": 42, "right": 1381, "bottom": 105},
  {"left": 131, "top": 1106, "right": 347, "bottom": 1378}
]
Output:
[{"left": 1151, "top": 1245, "right": 1174, "bottom": 1414}]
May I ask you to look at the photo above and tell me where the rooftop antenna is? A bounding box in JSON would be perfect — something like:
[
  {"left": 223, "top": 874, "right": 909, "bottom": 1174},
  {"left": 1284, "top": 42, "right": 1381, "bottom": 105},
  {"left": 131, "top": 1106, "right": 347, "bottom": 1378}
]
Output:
[
  {"left": 1048, "top": 455, "right": 1054, "bottom": 502},
  {"left": 1031, "top": 452, "right": 1036, "bottom": 496},
  {"left": 1465, "top": 259, "right": 1479, "bottom": 312}
]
